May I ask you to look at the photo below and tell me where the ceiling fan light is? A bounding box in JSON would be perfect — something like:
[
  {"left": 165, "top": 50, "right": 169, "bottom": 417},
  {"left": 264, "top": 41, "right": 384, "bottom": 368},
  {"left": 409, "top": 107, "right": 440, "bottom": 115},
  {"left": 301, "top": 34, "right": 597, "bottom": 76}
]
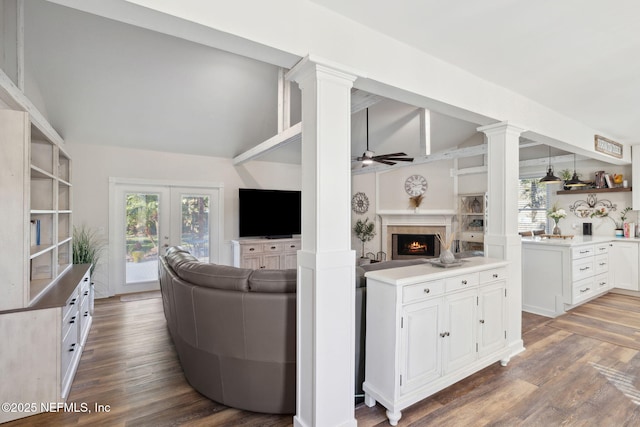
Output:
[
  {"left": 362, "top": 158, "right": 373, "bottom": 165},
  {"left": 539, "top": 166, "right": 562, "bottom": 183}
]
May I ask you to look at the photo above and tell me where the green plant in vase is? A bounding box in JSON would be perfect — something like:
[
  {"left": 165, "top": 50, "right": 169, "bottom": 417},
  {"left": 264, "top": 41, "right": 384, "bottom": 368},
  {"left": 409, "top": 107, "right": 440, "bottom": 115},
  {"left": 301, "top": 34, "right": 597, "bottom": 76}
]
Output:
[
  {"left": 547, "top": 204, "right": 567, "bottom": 235},
  {"left": 353, "top": 217, "right": 376, "bottom": 258}
]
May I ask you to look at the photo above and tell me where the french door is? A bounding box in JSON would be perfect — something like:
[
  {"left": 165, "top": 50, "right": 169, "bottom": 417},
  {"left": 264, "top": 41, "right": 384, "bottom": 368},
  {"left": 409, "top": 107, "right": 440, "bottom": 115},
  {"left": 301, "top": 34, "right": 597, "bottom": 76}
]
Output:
[{"left": 110, "top": 179, "right": 222, "bottom": 295}]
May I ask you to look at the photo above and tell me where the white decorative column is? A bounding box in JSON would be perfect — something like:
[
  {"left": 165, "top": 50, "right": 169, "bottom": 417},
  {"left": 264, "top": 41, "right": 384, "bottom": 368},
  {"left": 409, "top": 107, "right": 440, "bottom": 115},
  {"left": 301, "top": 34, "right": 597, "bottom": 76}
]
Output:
[
  {"left": 477, "top": 121, "right": 525, "bottom": 357},
  {"left": 287, "top": 56, "right": 358, "bottom": 427}
]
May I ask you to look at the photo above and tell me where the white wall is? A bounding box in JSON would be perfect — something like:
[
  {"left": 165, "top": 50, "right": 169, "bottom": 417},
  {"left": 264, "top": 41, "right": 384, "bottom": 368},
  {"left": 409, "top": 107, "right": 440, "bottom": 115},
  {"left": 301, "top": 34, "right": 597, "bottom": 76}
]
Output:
[{"left": 70, "top": 142, "right": 301, "bottom": 297}]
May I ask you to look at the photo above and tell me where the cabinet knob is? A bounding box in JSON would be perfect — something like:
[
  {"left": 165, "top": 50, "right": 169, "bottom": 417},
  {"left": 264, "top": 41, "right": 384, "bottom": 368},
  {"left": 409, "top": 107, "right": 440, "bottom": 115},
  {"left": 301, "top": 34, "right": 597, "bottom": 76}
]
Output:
[
  {"left": 69, "top": 298, "right": 76, "bottom": 305},
  {"left": 423, "top": 288, "right": 430, "bottom": 294},
  {"left": 492, "top": 273, "right": 499, "bottom": 278},
  {"left": 69, "top": 343, "right": 76, "bottom": 352},
  {"left": 271, "top": 246, "right": 276, "bottom": 250},
  {"left": 440, "top": 332, "right": 450, "bottom": 338},
  {"left": 479, "top": 319, "right": 485, "bottom": 324},
  {"left": 83, "top": 277, "right": 88, "bottom": 282},
  {"left": 461, "top": 280, "right": 468, "bottom": 285},
  {"left": 249, "top": 248, "right": 255, "bottom": 251},
  {"left": 260, "top": 266, "right": 265, "bottom": 269}
]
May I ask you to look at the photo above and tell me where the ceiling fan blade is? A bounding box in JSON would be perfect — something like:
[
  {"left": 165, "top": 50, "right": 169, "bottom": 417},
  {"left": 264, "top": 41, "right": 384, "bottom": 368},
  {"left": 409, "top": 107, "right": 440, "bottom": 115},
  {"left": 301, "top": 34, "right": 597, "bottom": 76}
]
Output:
[
  {"left": 373, "top": 152, "right": 408, "bottom": 159},
  {"left": 381, "top": 157, "right": 414, "bottom": 162},
  {"left": 374, "top": 159, "right": 396, "bottom": 166}
]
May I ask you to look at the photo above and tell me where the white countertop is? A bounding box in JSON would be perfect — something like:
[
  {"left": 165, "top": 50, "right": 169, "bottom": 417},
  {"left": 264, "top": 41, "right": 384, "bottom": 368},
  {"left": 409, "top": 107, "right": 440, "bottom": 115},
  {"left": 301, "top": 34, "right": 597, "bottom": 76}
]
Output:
[
  {"left": 364, "top": 256, "right": 508, "bottom": 286},
  {"left": 521, "top": 235, "right": 640, "bottom": 247}
]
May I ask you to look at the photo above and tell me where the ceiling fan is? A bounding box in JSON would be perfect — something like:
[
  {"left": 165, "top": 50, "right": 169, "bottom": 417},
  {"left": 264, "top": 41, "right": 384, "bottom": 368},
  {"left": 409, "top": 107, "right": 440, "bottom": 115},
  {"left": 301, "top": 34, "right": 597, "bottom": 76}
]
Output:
[{"left": 355, "top": 108, "right": 414, "bottom": 166}]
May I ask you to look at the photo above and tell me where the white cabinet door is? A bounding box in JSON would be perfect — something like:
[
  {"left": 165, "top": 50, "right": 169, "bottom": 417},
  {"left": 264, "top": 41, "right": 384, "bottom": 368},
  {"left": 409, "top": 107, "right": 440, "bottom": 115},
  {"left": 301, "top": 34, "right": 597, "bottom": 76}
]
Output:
[
  {"left": 400, "top": 299, "right": 443, "bottom": 393},
  {"left": 443, "top": 289, "right": 477, "bottom": 374},
  {"left": 478, "top": 281, "right": 507, "bottom": 358},
  {"left": 611, "top": 241, "right": 639, "bottom": 290}
]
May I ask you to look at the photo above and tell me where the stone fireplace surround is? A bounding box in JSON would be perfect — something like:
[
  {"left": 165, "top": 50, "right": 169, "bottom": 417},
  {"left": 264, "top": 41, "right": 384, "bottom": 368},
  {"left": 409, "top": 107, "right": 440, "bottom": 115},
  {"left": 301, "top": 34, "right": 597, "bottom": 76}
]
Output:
[{"left": 379, "top": 211, "right": 455, "bottom": 260}]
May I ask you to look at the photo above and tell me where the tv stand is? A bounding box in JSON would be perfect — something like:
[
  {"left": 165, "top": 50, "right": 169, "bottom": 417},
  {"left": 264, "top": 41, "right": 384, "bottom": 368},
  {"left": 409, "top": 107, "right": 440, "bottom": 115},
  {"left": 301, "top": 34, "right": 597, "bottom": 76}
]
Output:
[{"left": 231, "top": 237, "right": 301, "bottom": 270}]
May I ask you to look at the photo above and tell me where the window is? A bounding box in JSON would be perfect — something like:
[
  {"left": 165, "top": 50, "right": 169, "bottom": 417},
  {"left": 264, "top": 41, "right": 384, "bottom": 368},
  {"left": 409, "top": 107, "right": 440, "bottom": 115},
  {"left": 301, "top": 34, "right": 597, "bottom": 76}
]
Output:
[{"left": 518, "top": 178, "right": 550, "bottom": 233}]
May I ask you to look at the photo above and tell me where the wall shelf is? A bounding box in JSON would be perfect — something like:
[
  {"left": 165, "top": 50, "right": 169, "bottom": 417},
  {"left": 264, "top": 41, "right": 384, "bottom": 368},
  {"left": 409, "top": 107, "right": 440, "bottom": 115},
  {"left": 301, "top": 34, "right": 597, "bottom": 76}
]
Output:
[{"left": 557, "top": 187, "right": 631, "bottom": 195}]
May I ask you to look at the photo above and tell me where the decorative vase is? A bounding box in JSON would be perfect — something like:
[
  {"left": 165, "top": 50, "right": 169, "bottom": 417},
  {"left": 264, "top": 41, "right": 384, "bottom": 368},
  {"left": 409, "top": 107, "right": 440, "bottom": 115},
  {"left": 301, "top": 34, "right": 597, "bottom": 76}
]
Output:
[
  {"left": 552, "top": 222, "right": 561, "bottom": 235},
  {"left": 440, "top": 248, "right": 455, "bottom": 264}
]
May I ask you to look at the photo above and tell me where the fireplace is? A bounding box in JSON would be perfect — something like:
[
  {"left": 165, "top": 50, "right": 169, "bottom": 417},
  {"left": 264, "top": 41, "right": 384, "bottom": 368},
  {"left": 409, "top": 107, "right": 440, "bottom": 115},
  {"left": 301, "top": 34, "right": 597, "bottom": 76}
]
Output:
[{"left": 392, "top": 233, "right": 440, "bottom": 260}]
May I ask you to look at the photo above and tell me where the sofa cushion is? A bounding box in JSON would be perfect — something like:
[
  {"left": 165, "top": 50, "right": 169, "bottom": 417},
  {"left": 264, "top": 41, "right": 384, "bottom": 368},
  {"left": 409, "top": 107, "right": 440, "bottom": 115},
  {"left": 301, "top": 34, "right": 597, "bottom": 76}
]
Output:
[
  {"left": 176, "top": 261, "right": 252, "bottom": 291},
  {"left": 166, "top": 249, "right": 199, "bottom": 272},
  {"left": 248, "top": 269, "right": 297, "bottom": 293}
]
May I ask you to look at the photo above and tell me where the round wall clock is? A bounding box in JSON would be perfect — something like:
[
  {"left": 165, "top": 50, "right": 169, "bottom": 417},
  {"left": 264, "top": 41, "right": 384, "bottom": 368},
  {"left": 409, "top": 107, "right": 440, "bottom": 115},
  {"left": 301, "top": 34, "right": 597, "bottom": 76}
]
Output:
[
  {"left": 351, "top": 192, "right": 370, "bottom": 214},
  {"left": 404, "top": 175, "right": 428, "bottom": 196}
]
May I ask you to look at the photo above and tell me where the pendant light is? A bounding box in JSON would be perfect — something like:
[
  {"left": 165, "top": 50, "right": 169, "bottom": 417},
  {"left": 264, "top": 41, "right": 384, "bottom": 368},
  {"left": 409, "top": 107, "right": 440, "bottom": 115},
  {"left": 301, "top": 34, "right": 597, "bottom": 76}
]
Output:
[
  {"left": 539, "top": 146, "right": 562, "bottom": 183},
  {"left": 565, "top": 154, "right": 587, "bottom": 187}
]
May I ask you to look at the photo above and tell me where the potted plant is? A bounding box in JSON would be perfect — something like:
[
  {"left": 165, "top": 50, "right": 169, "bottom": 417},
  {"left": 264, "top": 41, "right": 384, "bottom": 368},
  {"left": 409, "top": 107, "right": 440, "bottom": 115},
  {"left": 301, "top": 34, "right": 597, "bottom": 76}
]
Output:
[
  {"left": 73, "top": 225, "right": 105, "bottom": 275},
  {"left": 560, "top": 169, "right": 573, "bottom": 190},
  {"left": 353, "top": 217, "right": 376, "bottom": 259}
]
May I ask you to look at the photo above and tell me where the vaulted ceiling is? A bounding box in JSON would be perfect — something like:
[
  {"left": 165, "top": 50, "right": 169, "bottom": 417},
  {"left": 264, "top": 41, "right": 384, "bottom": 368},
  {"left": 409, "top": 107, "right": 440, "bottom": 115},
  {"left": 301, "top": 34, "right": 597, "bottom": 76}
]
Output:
[{"left": 22, "top": 1, "right": 640, "bottom": 166}]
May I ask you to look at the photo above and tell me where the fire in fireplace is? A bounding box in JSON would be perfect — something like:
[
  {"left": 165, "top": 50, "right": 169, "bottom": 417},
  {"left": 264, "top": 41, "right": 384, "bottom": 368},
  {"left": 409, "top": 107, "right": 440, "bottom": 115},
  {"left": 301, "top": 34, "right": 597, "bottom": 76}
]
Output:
[{"left": 392, "top": 233, "right": 440, "bottom": 260}]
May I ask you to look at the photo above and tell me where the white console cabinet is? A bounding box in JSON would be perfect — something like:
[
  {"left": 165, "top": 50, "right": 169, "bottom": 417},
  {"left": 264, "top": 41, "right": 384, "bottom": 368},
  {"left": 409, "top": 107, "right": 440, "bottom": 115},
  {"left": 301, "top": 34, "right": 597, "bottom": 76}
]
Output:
[
  {"left": 363, "top": 258, "right": 510, "bottom": 425},
  {"left": 231, "top": 237, "right": 300, "bottom": 269}
]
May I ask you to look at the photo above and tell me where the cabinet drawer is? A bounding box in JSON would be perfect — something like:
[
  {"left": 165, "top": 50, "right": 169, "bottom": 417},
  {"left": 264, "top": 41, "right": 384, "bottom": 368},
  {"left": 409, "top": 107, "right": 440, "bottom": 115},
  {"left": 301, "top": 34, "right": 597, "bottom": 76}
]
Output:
[
  {"left": 595, "top": 244, "right": 610, "bottom": 255},
  {"left": 572, "top": 277, "right": 594, "bottom": 304},
  {"left": 241, "top": 244, "right": 263, "bottom": 255},
  {"left": 460, "top": 232, "right": 483, "bottom": 243},
  {"left": 62, "top": 308, "right": 79, "bottom": 339},
  {"left": 479, "top": 267, "right": 507, "bottom": 283},
  {"left": 263, "top": 243, "right": 284, "bottom": 252},
  {"left": 572, "top": 245, "right": 594, "bottom": 260},
  {"left": 594, "top": 255, "right": 609, "bottom": 274},
  {"left": 403, "top": 280, "right": 444, "bottom": 304},
  {"left": 445, "top": 272, "right": 479, "bottom": 292},
  {"left": 284, "top": 241, "right": 301, "bottom": 252},
  {"left": 594, "top": 272, "right": 609, "bottom": 292},
  {"left": 61, "top": 320, "right": 79, "bottom": 380},
  {"left": 62, "top": 288, "right": 80, "bottom": 320},
  {"left": 572, "top": 258, "right": 594, "bottom": 281}
]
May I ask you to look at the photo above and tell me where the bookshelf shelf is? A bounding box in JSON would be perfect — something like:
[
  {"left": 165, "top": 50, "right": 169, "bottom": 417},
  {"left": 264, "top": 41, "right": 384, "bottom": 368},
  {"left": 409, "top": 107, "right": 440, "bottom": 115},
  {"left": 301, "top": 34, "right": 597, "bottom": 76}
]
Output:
[{"left": 557, "top": 187, "right": 631, "bottom": 195}]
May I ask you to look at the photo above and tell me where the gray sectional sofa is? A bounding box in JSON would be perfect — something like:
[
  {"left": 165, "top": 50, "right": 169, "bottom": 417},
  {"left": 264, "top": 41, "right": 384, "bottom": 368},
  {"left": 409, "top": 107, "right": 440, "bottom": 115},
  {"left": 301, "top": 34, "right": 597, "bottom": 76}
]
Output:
[{"left": 158, "top": 246, "right": 429, "bottom": 414}]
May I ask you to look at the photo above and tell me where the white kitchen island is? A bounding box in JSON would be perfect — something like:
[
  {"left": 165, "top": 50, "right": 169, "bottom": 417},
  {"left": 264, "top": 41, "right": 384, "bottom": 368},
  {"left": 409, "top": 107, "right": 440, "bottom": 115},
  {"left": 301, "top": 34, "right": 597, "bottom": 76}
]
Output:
[
  {"left": 522, "top": 235, "right": 640, "bottom": 318},
  {"left": 522, "top": 236, "right": 612, "bottom": 318},
  {"left": 362, "top": 257, "right": 511, "bottom": 426}
]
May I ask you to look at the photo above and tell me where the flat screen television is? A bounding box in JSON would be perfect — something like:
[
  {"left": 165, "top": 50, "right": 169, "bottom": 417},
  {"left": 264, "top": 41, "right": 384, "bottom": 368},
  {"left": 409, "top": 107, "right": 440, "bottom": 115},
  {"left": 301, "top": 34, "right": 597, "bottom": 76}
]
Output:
[{"left": 239, "top": 188, "right": 301, "bottom": 238}]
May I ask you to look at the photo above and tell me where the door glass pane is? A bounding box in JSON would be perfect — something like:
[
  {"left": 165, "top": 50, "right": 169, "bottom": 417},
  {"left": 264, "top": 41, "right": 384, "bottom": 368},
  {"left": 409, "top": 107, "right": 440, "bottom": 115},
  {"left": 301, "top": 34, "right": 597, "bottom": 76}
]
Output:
[
  {"left": 125, "top": 193, "right": 160, "bottom": 284},
  {"left": 180, "top": 195, "right": 210, "bottom": 262}
]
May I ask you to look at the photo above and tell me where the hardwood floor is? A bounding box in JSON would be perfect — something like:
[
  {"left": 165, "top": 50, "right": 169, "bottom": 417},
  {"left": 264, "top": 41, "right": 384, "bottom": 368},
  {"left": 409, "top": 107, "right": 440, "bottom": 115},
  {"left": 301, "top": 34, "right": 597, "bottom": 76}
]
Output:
[{"left": 5, "top": 292, "right": 640, "bottom": 426}]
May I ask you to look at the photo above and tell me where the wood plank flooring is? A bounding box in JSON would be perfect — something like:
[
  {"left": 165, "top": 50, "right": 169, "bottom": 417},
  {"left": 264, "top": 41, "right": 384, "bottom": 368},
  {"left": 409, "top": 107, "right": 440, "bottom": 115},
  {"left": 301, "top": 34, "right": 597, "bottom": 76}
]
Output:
[{"left": 5, "top": 292, "right": 640, "bottom": 426}]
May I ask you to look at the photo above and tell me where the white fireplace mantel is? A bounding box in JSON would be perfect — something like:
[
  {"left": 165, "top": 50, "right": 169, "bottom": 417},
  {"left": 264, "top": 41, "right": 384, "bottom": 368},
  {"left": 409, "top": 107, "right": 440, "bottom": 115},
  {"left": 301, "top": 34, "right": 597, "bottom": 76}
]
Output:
[{"left": 378, "top": 210, "right": 456, "bottom": 259}]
